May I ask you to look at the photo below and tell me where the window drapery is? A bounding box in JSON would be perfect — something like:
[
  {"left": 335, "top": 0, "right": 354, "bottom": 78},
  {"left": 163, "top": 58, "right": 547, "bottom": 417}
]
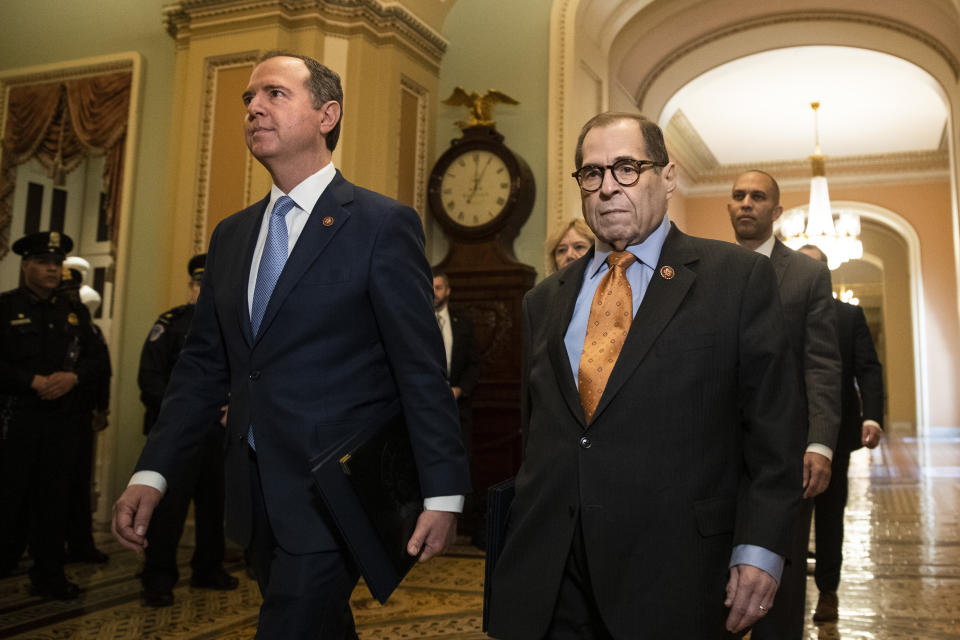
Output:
[{"left": 0, "top": 71, "right": 131, "bottom": 258}]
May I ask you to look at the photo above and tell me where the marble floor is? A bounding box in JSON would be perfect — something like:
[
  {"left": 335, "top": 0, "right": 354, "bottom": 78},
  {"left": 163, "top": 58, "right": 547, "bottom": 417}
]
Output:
[{"left": 0, "top": 429, "right": 957, "bottom": 639}]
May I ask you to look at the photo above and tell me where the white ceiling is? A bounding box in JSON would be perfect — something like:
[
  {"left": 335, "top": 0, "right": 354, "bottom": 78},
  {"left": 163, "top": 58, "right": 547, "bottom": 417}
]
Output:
[{"left": 659, "top": 46, "right": 949, "bottom": 165}]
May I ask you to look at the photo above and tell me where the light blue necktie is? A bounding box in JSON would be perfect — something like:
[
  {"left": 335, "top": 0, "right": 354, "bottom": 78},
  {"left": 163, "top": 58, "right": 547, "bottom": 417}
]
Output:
[{"left": 248, "top": 194, "right": 296, "bottom": 450}]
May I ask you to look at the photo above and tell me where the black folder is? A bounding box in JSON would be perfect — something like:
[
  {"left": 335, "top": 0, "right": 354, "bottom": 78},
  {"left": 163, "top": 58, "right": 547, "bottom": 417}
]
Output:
[
  {"left": 482, "top": 476, "right": 516, "bottom": 632},
  {"left": 309, "top": 409, "right": 423, "bottom": 604}
]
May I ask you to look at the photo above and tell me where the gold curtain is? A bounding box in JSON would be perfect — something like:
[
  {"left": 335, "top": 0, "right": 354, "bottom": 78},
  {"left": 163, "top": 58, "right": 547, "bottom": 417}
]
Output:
[{"left": 0, "top": 71, "right": 131, "bottom": 258}]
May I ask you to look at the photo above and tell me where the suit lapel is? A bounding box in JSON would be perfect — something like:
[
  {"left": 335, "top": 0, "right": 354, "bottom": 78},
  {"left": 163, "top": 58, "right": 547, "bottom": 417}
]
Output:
[
  {"left": 253, "top": 172, "right": 354, "bottom": 345},
  {"left": 770, "top": 238, "right": 789, "bottom": 285},
  {"left": 547, "top": 253, "right": 592, "bottom": 428},
  {"left": 589, "top": 225, "right": 697, "bottom": 425},
  {"left": 237, "top": 196, "right": 269, "bottom": 348}
]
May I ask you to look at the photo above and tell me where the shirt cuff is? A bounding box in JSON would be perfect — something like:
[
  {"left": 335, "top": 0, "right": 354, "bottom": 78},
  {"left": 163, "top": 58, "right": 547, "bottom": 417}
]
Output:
[
  {"left": 730, "top": 544, "right": 784, "bottom": 584},
  {"left": 806, "top": 443, "right": 833, "bottom": 461},
  {"left": 128, "top": 470, "right": 167, "bottom": 497},
  {"left": 423, "top": 495, "right": 464, "bottom": 513},
  {"left": 863, "top": 419, "right": 881, "bottom": 430}
]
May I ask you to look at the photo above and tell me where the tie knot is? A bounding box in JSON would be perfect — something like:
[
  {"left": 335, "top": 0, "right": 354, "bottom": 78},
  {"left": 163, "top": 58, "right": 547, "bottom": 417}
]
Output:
[
  {"left": 272, "top": 195, "right": 296, "bottom": 218},
  {"left": 607, "top": 251, "right": 636, "bottom": 271}
]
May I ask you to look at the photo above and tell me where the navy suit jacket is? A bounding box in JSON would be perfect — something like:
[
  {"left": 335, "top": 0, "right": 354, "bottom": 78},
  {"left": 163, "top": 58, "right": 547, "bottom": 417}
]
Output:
[{"left": 136, "top": 171, "right": 471, "bottom": 554}]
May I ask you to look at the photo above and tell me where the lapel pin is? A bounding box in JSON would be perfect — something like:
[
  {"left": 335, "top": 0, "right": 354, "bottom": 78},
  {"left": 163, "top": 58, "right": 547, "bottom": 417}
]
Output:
[
  {"left": 322, "top": 216, "right": 335, "bottom": 227},
  {"left": 660, "top": 265, "right": 675, "bottom": 280}
]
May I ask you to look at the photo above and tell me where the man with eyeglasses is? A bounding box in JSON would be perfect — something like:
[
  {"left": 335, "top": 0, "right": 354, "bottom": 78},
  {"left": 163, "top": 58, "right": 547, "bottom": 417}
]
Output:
[
  {"left": 727, "top": 170, "right": 841, "bottom": 640},
  {"left": 487, "top": 112, "right": 802, "bottom": 639}
]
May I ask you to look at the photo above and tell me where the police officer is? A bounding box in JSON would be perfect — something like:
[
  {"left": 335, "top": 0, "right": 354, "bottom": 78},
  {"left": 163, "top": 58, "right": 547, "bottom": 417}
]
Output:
[
  {"left": 58, "top": 258, "right": 111, "bottom": 564},
  {"left": 0, "top": 231, "right": 104, "bottom": 599},
  {"left": 136, "top": 254, "right": 237, "bottom": 607}
]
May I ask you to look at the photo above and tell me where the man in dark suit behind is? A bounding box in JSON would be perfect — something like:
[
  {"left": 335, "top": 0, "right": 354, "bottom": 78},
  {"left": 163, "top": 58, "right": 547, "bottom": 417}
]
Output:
[
  {"left": 728, "top": 171, "right": 842, "bottom": 639},
  {"left": 488, "top": 113, "right": 803, "bottom": 639},
  {"left": 113, "top": 52, "right": 470, "bottom": 638},
  {"left": 799, "top": 244, "right": 884, "bottom": 624},
  {"left": 432, "top": 271, "right": 480, "bottom": 441},
  {"left": 432, "top": 271, "right": 482, "bottom": 541}
]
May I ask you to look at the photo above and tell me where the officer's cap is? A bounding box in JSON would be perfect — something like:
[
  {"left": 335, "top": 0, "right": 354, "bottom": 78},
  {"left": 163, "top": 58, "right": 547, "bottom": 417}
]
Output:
[
  {"left": 12, "top": 231, "right": 73, "bottom": 259},
  {"left": 188, "top": 254, "right": 206, "bottom": 281},
  {"left": 61, "top": 268, "right": 83, "bottom": 286}
]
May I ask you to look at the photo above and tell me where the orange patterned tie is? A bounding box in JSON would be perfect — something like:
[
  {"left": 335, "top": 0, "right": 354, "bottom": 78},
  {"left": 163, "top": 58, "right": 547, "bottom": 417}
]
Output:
[{"left": 578, "top": 251, "right": 637, "bottom": 422}]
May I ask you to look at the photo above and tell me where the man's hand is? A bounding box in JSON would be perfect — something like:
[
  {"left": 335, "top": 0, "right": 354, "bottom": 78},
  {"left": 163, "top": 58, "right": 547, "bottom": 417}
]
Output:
[
  {"left": 112, "top": 484, "right": 162, "bottom": 553},
  {"left": 724, "top": 563, "right": 778, "bottom": 633},
  {"left": 406, "top": 510, "right": 456, "bottom": 562},
  {"left": 36, "top": 371, "right": 78, "bottom": 400},
  {"left": 451, "top": 386, "right": 462, "bottom": 400},
  {"left": 219, "top": 404, "right": 229, "bottom": 428},
  {"left": 862, "top": 423, "right": 883, "bottom": 449},
  {"left": 802, "top": 451, "right": 832, "bottom": 498}
]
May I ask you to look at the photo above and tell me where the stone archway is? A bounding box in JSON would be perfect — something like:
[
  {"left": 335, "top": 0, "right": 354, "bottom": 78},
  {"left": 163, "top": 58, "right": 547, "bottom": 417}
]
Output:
[
  {"left": 782, "top": 202, "right": 928, "bottom": 430},
  {"left": 548, "top": 0, "right": 960, "bottom": 430}
]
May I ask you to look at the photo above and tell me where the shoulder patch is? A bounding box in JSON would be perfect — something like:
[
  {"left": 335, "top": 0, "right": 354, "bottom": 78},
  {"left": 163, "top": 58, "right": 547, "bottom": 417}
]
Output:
[{"left": 148, "top": 323, "right": 166, "bottom": 342}]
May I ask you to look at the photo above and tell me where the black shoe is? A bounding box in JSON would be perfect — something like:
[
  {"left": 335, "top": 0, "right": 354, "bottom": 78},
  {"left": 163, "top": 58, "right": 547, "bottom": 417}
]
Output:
[
  {"left": 190, "top": 568, "right": 239, "bottom": 590},
  {"left": 66, "top": 547, "right": 109, "bottom": 564},
  {"left": 30, "top": 579, "right": 80, "bottom": 600},
  {"left": 813, "top": 591, "right": 839, "bottom": 623},
  {"left": 142, "top": 587, "right": 174, "bottom": 607}
]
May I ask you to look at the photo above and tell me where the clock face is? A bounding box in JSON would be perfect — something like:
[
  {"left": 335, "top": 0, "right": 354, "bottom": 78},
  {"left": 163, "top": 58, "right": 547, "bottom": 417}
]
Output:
[{"left": 439, "top": 150, "right": 511, "bottom": 227}]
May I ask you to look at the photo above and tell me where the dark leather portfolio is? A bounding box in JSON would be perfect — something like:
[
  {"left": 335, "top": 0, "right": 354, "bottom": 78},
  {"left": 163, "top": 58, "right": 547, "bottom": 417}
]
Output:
[
  {"left": 482, "top": 476, "right": 516, "bottom": 631},
  {"left": 309, "top": 408, "right": 423, "bottom": 604}
]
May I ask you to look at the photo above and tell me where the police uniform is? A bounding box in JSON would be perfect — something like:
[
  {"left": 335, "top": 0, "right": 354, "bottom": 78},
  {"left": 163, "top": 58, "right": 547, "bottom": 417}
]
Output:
[
  {"left": 136, "top": 254, "right": 236, "bottom": 606},
  {"left": 0, "top": 232, "right": 104, "bottom": 599},
  {"left": 57, "top": 265, "right": 112, "bottom": 564}
]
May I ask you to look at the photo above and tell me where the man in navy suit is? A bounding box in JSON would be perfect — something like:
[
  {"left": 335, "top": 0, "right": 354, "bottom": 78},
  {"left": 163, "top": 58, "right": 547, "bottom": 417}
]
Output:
[{"left": 113, "top": 52, "right": 470, "bottom": 638}]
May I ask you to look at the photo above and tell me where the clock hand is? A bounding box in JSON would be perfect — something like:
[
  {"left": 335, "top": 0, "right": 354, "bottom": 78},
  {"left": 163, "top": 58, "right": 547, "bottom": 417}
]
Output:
[{"left": 466, "top": 156, "right": 494, "bottom": 204}]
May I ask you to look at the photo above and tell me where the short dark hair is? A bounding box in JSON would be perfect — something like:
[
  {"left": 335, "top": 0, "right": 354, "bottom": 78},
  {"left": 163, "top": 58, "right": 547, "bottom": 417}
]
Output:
[
  {"left": 738, "top": 169, "right": 781, "bottom": 207},
  {"left": 574, "top": 112, "right": 669, "bottom": 169},
  {"left": 799, "top": 244, "right": 828, "bottom": 263},
  {"left": 259, "top": 50, "right": 343, "bottom": 152},
  {"left": 431, "top": 270, "right": 449, "bottom": 286}
]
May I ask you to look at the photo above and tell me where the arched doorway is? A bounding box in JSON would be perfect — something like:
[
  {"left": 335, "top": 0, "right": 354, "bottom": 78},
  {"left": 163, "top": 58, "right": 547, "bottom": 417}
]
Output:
[{"left": 548, "top": 0, "right": 960, "bottom": 430}]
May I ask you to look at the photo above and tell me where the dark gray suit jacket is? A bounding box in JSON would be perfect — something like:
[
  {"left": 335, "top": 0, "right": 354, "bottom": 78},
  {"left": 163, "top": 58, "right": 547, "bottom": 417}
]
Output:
[
  {"left": 769, "top": 239, "right": 841, "bottom": 452},
  {"left": 488, "top": 224, "right": 804, "bottom": 639}
]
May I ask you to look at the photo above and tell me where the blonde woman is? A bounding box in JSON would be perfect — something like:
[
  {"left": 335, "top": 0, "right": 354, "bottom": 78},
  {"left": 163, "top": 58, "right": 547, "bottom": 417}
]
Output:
[{"left": 546, "top": 218, "right": 595, "bottom": 273}]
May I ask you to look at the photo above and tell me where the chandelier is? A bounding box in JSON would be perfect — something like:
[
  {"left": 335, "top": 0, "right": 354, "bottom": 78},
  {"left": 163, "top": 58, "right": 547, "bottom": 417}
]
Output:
[{"left": 779, "top": 102, "right": 863, "bottom": 270}]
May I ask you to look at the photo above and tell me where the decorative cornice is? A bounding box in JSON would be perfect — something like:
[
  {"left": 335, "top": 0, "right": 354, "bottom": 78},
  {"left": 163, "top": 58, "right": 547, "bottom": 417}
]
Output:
[
  {"left": 666, "top": 105, "right": 950, "bottom": 195},
  {"left": 664, "top": 108, "right": 717, "bottom": 176},
  {"left": 163, "top": 0, "right": 448, "bottom": 71},
  {"left": 677, "top": 149, "right": 951, "bottom": 197},
  {"left": 636, "top": 10, "right": 960, "bottom": 109}
]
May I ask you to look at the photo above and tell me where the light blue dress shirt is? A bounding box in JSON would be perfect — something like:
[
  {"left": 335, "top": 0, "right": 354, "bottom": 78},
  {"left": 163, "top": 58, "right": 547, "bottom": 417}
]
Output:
[{"left": 562, "top": 214, "right": 783, "bottom": 583}]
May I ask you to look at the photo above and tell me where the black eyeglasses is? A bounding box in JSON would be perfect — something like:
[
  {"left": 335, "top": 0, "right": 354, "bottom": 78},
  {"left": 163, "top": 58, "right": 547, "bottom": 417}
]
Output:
[{"left": 571, "top": 158, "right": 667, "bottom": 192}]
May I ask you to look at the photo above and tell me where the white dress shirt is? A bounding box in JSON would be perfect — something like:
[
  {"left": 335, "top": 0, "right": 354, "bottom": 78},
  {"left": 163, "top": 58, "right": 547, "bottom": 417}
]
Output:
[{"left": 436, "top": 305, "right": 453, "bottom": 374}]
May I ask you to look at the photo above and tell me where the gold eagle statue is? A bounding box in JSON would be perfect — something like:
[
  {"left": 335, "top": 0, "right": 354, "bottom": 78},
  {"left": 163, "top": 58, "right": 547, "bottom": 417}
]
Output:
[{"left": 442, "top": 87, "right": 519, "bottom": 129}]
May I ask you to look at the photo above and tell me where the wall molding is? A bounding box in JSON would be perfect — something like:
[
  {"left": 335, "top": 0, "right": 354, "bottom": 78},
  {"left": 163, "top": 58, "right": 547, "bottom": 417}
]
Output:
[{"left": 163, "top": 0, "right": 449, "bottom": 72}]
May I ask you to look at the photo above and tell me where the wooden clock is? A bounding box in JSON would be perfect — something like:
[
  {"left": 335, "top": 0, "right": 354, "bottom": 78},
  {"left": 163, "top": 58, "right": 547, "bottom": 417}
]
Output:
[
  {"left": 428, "top": 125, "right": 534, "bottom": 250},
  {"left": 428, "top": 116, "right": 536, "bottom": 526}
]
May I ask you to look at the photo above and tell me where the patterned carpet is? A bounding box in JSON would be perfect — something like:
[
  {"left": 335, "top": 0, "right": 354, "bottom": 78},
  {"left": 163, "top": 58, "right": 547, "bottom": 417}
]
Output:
[
  {"left": 2, "top": 429, "right": 959, "bottom": 638},
  {"left": 0, "top": 539, "right": 486, "bottom": 639}
]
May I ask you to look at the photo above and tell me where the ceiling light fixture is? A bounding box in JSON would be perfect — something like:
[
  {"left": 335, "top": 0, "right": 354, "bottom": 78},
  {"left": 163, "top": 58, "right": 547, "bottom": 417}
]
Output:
[{"left": 779, "top": 102, "right": 863, "bottom": 270}]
